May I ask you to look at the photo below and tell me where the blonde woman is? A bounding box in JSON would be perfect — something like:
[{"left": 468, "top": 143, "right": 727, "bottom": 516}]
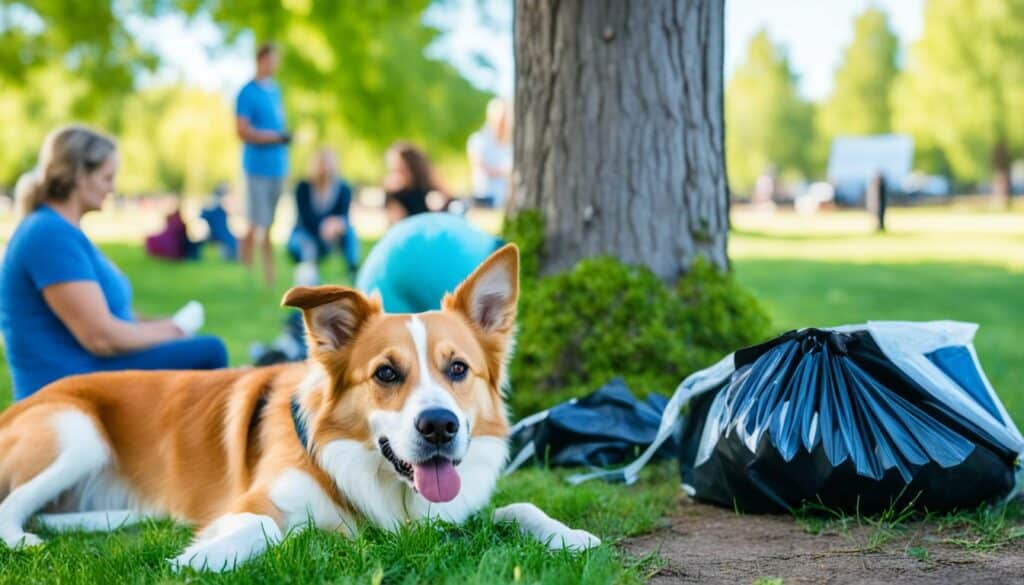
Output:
[
  {"left": 287, "top": 147, "right": 358, "bottom": 285},
  {"left": 0, "top": 125, "right": 227, "bottom": 400},
  {"left": 467, "top": 98, "right": 512, "bottom": 208}
]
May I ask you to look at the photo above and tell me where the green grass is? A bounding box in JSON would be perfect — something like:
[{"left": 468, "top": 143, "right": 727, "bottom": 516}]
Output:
[
  {"left": 0, "top": 207, "right": 1022, "bottom": 582},
  {"left": 0, "top": 466, "right": 677, "bottom": 584}
]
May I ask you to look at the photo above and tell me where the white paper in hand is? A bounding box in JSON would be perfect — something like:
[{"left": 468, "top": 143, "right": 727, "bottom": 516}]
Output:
[{"left": 172, "top": 301, "right": 204, "bottom": 336}]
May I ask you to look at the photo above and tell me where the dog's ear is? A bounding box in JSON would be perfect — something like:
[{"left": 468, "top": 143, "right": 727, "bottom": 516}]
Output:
[
  {"left": 282, "top": 286, "right": 380, "bottom": 355},
  {"left": 444, "top": 244, "right": 519, "bottom": 335}
]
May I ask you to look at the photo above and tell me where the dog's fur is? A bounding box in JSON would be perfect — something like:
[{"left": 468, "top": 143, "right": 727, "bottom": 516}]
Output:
[{"left": 0, "top": 245, "right": 598, "bottom": 570}]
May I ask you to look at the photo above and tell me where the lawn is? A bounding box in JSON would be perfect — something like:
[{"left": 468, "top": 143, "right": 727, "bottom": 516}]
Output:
[{"left": 0, "top": 206, "right": 1021, "bottom": 583}]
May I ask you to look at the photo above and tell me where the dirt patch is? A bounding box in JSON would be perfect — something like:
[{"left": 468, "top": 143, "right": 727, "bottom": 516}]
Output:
[{"left": 622, "top": 498, "right": 1024, "bottom": 585}]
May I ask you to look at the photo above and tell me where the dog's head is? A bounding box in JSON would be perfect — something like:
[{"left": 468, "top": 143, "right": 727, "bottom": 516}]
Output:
[{"left": 282, "top": 244, "right": 518, "bottom": 504}]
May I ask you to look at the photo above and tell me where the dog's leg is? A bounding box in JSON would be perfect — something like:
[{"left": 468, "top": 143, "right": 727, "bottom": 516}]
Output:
[
  {"left": 492, "top": 503, "right": 601, "bottom": 552},
  {"left": 0, "top": 410, "right": 110, "bottom": 549},
  {"left": 35, "top": 510, "right": 147, "bottom": 533},
  {"left": 170, "top": 495, "right": 283, "bottom": 573}
]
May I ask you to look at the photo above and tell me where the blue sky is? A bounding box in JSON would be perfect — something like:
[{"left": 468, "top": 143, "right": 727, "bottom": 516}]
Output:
[{"left": 131, "top": 0, "right": 925, "bottom": 103}]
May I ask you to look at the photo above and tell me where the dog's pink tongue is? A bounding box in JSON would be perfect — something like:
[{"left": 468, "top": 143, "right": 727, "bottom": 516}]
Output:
[{"left": 413, "top": 459, "right": 461, "bottom": 503}]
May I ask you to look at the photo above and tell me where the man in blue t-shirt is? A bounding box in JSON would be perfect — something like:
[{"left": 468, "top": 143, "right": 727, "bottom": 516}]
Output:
[{"left": 236, "top": 42, "right": 290, "bottom": 286}]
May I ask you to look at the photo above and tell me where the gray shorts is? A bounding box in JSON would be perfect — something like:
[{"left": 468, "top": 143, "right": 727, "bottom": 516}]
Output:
[{"left": 245, "top": 175, "right": 284, "bottom": 228}]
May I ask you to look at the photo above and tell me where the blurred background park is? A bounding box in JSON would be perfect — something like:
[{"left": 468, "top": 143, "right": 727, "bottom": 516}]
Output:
[
  {"left": 0, "top": 0, "right": 1021, "bottom": 420},
  {"left": 0, "top": 0, "right": 1021, "bottom": 419},
  {"left": 4, "top": 0, "right": 1024, "bottom": 207}
]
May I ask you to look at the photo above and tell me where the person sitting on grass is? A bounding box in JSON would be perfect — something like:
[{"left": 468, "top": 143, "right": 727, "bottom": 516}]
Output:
[
  {"left": 200, "top": 181, "right": 238, "bottom": 261},
  {"left": 145, "top": 197, "right": 200, "bottom": 262},
  {"left": 0, "top": 125, "right": 228, "bottom": 400},
  {"left": 287, "top": 147, "right": 359, "bottom": 285},
  {"left": 383, "top": 141, "right": 449, "bottom": 225}
]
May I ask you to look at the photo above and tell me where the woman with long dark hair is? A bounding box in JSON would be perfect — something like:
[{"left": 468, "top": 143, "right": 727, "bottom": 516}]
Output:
[{"left": 382, "top": 141, "right": 446, "bottom": 225}]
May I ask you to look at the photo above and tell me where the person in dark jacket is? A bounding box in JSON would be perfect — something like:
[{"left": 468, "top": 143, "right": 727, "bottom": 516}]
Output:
[{"left": 286, "top": 148, "right": 359, "bottom": 285}]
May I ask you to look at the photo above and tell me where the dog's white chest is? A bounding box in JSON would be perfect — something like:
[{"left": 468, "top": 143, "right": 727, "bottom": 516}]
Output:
[{"left": 268, "top": 469, "right": 355, "bottom": 535}]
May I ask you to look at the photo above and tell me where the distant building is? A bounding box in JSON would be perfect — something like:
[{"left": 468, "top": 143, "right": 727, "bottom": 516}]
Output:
[{"left": 827, "top": 135, "right": 914, "bottom": 205}]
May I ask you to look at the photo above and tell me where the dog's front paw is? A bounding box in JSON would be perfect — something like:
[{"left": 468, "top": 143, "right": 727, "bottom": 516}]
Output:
[
  {"left": 492, "top": 503, "right": 601, "bottom": 554},
  {"left": 547, "top": 528, "right": 601, "bottom": 552},
  {"left": 169, "top": 513, "right": 282, "bottom": 573},
  {"left": 1, "top": 531, "right": 43, "bottom": 550}
]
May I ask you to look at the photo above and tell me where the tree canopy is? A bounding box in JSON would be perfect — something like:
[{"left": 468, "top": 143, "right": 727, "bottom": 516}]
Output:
[
  {"left": 725, "top": 30, "right": 814, "bottom": 193},
  {"left": 0, "top": 1, "right": 491, "bottom": 194},
  {"left": 893, "top": 0, "right": 1024, "bottom": 190},
  {"left": 818, "top": 8, "right": 900, "bottom": 139}
]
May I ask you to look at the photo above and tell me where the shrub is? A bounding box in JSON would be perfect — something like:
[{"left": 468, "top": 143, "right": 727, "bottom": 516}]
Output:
[
  {"left": 503, "top": 213, "right": 772, "bottom": 417},
  {"left": 501, "top": 210, "right": 545, "bottom": 283}
]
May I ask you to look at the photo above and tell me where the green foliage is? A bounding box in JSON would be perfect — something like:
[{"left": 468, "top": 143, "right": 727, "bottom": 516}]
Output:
[
  {"left": 816, "top": 8, "right": 900, "bottom": 171},
  {"left": 726, "top": 30, "right": 815, "bottom": 194},
  {"left": 500, "top": 210, "right": 545, "bottom": 283},
  {"left": 186, "top": 0, "right": 491, "bottom": 162},
  {"left": 118, "top": 86, "right": 240, "bottom": 196},
  {"left": 892, "top": 0, "right": 1024, "bottom": 182},
  {"left": 818, "top": 9, "right": 900, "bottom": 139},
  {"left": 0, "top": 1, "right": 157, "bottom": 101},
  {"left": 508, "top": 255, "right": 772, "bottom": 417},
  {"left": 1, "top": 2, "right": 490, "bottom": 192}
]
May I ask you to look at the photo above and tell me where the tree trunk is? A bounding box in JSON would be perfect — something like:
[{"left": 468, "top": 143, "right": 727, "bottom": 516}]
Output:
[
  {"left": 991, "top": 137, "right": 1012, "bottom": 209},
  {"left": 510, "top": 0, "right": 729, "bottom": 282}
]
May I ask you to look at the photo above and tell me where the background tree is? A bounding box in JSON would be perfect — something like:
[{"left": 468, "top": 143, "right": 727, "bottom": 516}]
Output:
[
  {"left": 511, "top": 0, "right": 729, "bottom": 281},
  {"left": 815, "top": 8, "right": 899, "bottom": 173},
  {"left": 184, "top": 0, "right": 490, "bottom": 163},
  {"left": 117, "top": 87, "right": 239, "bottom": 196},
  {"left": 893, "top": 0, "right": 1024, "bottom": 205},
  {"left": 725, "top": 30, "right": 814, "bottom": 194},
  {"left": 0, "top": 0, "right": 156, "bottom": 118},
  {"left": 818, "top": 9, "right": 900, "bottom": 139},
  {"left": 1, "top": 1, "right": 491, "bottom": 193}
]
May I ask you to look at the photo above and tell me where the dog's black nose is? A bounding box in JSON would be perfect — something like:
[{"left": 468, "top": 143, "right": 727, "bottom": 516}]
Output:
[{"left": 415, "top": 409, "right": 459, "bottom": 445}]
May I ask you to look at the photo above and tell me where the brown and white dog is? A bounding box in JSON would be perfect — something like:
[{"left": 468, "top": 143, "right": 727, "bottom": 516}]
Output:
[{"left": 0, "top": 245, "right": 598, "bottom": 570}]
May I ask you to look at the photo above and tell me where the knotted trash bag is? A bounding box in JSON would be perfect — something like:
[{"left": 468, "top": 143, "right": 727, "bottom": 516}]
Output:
[
  {"left": 572, "top": 322, "right": 1023, "bottom": 515},
  {"left": 506, "top": 378, "right": 677, "bottom": 474}
]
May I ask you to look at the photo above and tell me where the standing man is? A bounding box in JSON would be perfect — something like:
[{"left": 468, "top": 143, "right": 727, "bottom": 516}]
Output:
[{"left": 236, "top": 42, "right": 290, "bottom": 286}]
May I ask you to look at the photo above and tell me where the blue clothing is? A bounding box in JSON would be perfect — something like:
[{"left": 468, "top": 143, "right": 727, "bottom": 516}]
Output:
[
  {"left": 200, "top": 203, "right": 238, "bottom": 260},
  {"left": 92, "top": 335, "right": 227, "bottom": 375},
  {"left": 0, "top": 206, "right": 227, "bottom": 399},
  {"left": 287, "top": 179, "right": 359, "bottom": 270},
  {"left": 355, "top": 213, "right": 503, "bottom": 313},
  {"left": 287, "top": 228, "right": 360, "bottom": 274},
  {"left": 236, "top": 79, "right": 288, "bottom": 177}
]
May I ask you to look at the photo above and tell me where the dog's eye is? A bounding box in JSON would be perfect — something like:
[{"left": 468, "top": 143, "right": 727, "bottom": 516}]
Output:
[
  {"left": 447, "top": 360, "right": 469, "bottom": 381},
  {"left": 374, "top": 365, "right": 399, "bottom": 384}
]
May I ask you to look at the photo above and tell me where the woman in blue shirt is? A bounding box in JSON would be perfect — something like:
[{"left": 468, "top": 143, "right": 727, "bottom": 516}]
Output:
[
  {"left": 0, "top": 125, "right": 228, "bottom": 400},
  {"left": 286, "top": 148, "right": 359, "bottom": 285}
]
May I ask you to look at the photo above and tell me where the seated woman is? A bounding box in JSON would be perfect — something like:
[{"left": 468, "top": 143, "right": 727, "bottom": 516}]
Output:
[
  {"left": 383, "top": 141, "right": 449, "bottom": 225},
  {"left": 286, "top": 148, "right": 359, "bottom": 284},
  {"left": 200, "top": 182, "right": 238, "bottom": 261},
  {"left": 356, "top": 212, "right": 504, "bottom": 314},
  {"left": 0, "top": 125, "right": 228, "bottom": 400}
]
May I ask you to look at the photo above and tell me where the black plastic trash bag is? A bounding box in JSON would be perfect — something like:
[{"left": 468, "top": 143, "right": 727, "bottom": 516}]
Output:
[
  {"left": 571, "top": 322, "right": 1024, "bottom": 515},
  {"left": 506, "top": 378, "right": 677, "bottom": 473}
]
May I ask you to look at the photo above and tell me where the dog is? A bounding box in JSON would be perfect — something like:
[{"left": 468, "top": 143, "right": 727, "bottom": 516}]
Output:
[{"left": 0, "top": 244, "right": 598, "bottom": 570}]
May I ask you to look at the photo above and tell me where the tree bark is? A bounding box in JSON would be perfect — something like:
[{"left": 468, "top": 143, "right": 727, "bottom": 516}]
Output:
[{"left": 510, "top": 0, "right": 729, "bottom": 282}]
